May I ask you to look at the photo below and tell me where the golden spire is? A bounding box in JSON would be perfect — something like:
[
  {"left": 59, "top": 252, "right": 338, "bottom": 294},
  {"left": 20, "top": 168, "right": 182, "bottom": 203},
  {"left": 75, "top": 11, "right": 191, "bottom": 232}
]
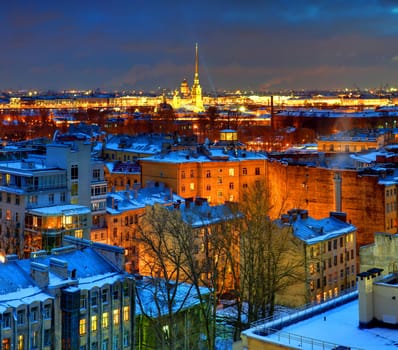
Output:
[
  {"left": 191, "top": 43, "right": 203, "bottom": 111},
  {"left": 194, "top": 43, "right": 199, "bottom": 83}
]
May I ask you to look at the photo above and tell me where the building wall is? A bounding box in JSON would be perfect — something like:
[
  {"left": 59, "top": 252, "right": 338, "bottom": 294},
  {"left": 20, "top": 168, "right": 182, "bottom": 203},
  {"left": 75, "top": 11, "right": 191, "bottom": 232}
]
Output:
[
  {"left": 141, "top": 158, "right": 267, "bottom": 204},
  {"left": 267, "top": 161, "right": 389, "bottom": 249},
  {"left": 360, "top": 232, "right": 398, "bottom": 273},
  {"left": 246, "top": 337, "right": 294, "bottom": 350},
  {"left": 373, "top": 282, "right": 398, "bottom": 325}
]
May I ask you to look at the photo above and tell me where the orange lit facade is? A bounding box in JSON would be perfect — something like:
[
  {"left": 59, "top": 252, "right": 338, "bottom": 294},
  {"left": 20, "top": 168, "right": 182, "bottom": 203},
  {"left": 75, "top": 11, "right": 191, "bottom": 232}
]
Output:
[
  {"left": 104, "top": 162, "right": 141, "bottom": 192},
  {"left": 140, "top": 154, "right": 267, "bottom": 204}
]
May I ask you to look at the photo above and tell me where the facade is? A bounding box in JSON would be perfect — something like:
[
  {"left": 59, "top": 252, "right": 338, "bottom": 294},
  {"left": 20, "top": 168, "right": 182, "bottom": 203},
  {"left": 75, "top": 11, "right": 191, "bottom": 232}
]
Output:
[
  {"left": 358, "top": 268, "right": 398, "bottom": 328},
  {"left": 104, "top": 161, "right": 141, "bottom": 192},
  {"left": 276, "top": 209, "right": 357, "bottom": 306},
  {"left": 266, "top": 157, "right": 396, "bottom": 250},
  {"left": 317, "top": 129, "right": 392, "bottom": 152},
  {"left": 0, "top": 236, "right": 135, "bottom": 350},
  {"left": 0, "top": 137, "right": 108, "bottom": 256},
  {"left": 360, "top": 232, "right": 398, "bottom": 274},
  {"left": 135, "top": 277, "right": 208, "bottom": 350},
  {"left": 140, "top": 132, "right": 267, "bottom": 205},
  {"left": 102, "top": 134, "right": 166, "bottom": 161},
  {"left": 103, "top": 182, "right": 179, "bottom": 273}
]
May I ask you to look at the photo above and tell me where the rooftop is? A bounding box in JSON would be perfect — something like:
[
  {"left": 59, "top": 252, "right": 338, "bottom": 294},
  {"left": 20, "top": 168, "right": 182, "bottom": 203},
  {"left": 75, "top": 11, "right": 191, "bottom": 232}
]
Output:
[{"left": 244, "top": 298, "right": 398, "bottom": 349}]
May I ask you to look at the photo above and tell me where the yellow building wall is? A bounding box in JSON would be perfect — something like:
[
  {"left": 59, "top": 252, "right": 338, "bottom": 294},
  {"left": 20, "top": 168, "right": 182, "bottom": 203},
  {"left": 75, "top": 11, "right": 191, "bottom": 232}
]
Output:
[
  {"left": 246, "top": 337, "right": 295, "bottom": 350},
  {"left": 141, "top": 158, "right": 267, "bottom": 204}
]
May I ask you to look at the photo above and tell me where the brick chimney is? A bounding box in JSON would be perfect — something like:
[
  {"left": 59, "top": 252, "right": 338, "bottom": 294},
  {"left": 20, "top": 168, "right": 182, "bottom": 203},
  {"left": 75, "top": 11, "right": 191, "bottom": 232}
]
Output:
[
  {"left": 30, "top": 262, "right": 49, "bottom": 288},
  {"left": 49, "top": 258, "right": 68, "bottom": 279}
]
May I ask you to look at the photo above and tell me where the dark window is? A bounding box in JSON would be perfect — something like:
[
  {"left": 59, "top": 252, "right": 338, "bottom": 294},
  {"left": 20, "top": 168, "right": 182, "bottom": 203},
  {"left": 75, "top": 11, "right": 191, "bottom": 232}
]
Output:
[
  {"left": 71, "top": 164, "right": 79, "bottom": 180},
  {"left": 17, "top": 310, "right": 25, "bottom": 325},
  {"left": 102, "top": 289, "right": 108, "bottom": 304},
  {"left": 255, "top": 167, "right": 260, "bottom": 175},
  {"left": 91, "top": 292, "right": 98, "bottom": 306},
  {"left": 2, "top": 313, "right": 11, "bottom": 328}
]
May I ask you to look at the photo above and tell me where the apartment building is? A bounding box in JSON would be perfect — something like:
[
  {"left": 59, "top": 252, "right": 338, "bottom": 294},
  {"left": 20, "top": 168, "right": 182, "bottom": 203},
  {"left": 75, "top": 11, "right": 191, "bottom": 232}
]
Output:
[
  {"left": 0, "top": 236, "right": 135, "bottom": 350},
  {"left": 276, "top": 209, "right": 357, "bottom": 306},
  {"left": 103, "top": 182, "right": 179, "bottom": 273},
  {"left": 0, "top": 136, "right": 108, "bottom": 256},
  {"left": 140, "top": 131, "right": 267, "bottom": 205}
]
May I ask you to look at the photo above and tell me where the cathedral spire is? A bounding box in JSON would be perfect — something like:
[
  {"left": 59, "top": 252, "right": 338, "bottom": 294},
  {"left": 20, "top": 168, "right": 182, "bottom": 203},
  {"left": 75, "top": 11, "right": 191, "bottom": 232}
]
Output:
[
  {"left": 191, "top": 43, "right": 203, "bottom": 111},
  {"left": 194, "top": 42, "right": 199, "bottom": 83}
]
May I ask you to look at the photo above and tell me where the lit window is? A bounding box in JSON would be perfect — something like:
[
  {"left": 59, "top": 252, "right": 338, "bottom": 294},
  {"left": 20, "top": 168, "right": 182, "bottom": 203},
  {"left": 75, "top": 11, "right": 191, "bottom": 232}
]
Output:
[
  {"left": 113, "top": 309, "right": 120, "bottom": 325},
  {"left": 71, "top": 183, "right": 79, "bottom": 196},
  {"left": 80, "top": 318, "right": 87, "bottom": 335},
  {"left": 123, "top": 306, "right": 129, "bottom": 321},
  {"left": 91, "top": 315, "right": 98, "bottom": 332},
  {"left": 229, "top": 168, "right": 234, "bottom": 176},
  {"left": 17, "top": 335, "right": 23, "bottom": 350},
  {"left": 190, "top": 183, "right": 195, "bottom": 190},
  {"left": 102, "top": 312, "right": 109, "bottom": 328},
  {"left": 75, "top": 229, "right": 83, "bottom": 239}
]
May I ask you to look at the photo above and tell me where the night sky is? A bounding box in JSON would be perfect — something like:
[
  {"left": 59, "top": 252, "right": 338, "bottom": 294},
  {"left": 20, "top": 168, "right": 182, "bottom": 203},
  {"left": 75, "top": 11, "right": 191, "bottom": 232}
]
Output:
[{"left": 1, "top": 0, "right": 398, "bottom": 92}]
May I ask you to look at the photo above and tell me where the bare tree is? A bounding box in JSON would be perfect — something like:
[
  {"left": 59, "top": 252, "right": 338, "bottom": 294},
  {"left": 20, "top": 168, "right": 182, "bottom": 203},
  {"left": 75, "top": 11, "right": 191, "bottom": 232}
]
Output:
[
  {"left": 237, "top": 181, "right": 304, "bottom": 325},
  {"left": 136, "top": 204, "right": 194, "bottom": 350},
  {"left": 136, "top": 202, "right": 240, "bottom": 350}
]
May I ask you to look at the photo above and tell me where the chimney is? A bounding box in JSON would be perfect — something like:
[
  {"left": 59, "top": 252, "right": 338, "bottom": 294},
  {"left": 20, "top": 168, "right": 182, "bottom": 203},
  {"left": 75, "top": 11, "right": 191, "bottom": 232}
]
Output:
[
  {"left": 300, "top": 209, "right": 309, "bottom": 219},
  {"left": 49, "top": 258, "right": 68, "bottom": 279},
  {"left": 333, "top": 172, "right": 342, "bottom": 212},
  {"left": 30, "top": 262, "right": 49, "bottom": 288},
  {"left": 185, "top": 197, "right": 193, "bottom": 209},
  {"left": 330, "top": 211, "right": 347, "bottom": 222}
]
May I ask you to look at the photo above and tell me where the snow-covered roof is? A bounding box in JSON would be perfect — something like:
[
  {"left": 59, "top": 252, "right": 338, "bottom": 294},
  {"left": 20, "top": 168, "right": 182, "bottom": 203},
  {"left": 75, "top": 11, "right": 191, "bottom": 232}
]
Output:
[
  {"left": 135, "top": 277, "right": 210, "bottom": 317},
  {"left": 106, "top": 184, "right": 181, "bottom": 214},
  {"left": 244, "top": 299, "right": 398, "bottom": 349},
  {"left": 0, "top": 244, "right": 125, "bottom": 312},
  {"left": 278, "top": 212, "right": 356, "bottom": 244},
  {"left": 141, "top": 148, "right": 267, "bottom": 164},
  {"left": 28, "top": 204, "right": 91, "bottom": 216}
]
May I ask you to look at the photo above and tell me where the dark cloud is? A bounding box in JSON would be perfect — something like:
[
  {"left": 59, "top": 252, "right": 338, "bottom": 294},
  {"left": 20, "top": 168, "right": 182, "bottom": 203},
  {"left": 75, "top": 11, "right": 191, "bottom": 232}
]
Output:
[{"left": 1, "top": 0, "right": 398, "bottom": 91}]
